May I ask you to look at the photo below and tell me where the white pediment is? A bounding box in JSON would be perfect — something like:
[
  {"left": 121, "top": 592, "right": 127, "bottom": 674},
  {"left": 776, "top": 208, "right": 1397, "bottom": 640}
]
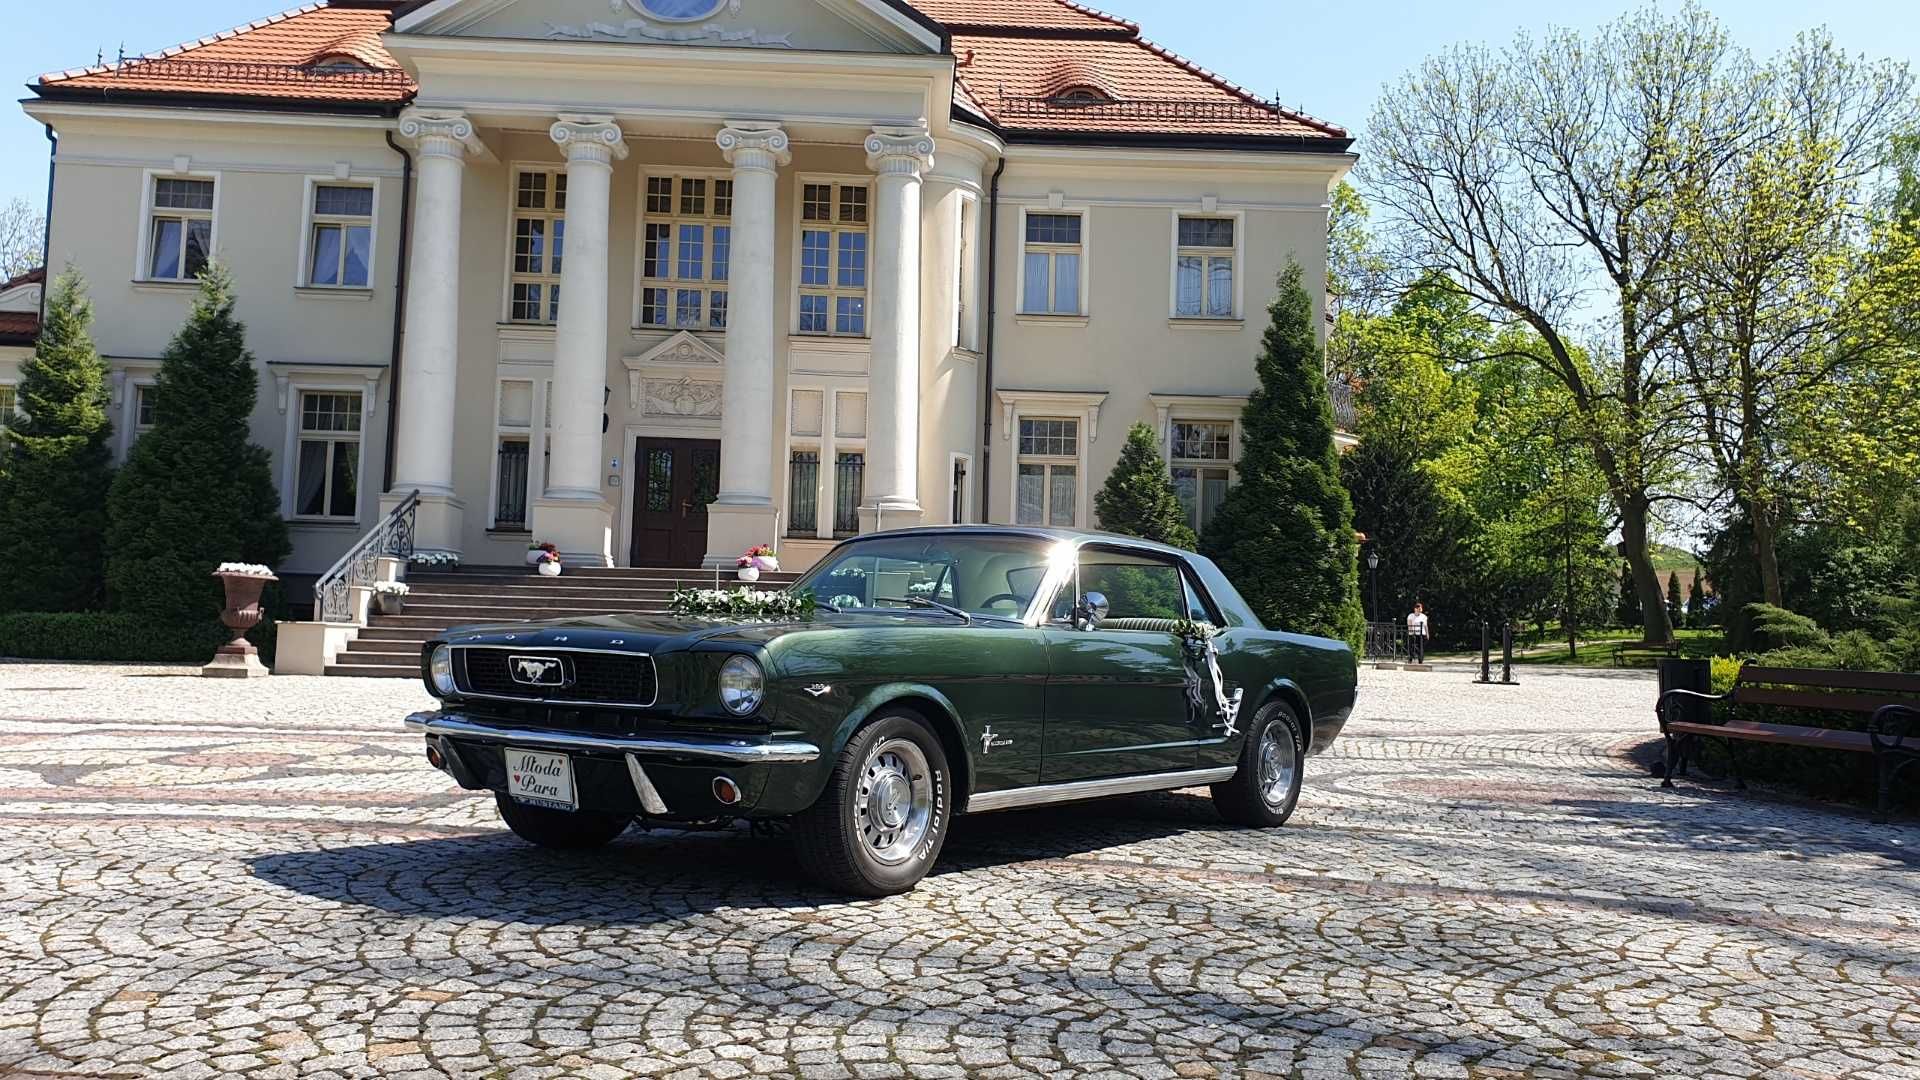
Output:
[
  {"left": 630, "top": 330, "right": 724, "bottom": 368},
  {"left": 396, "top": 0, "right": 942, "bottom": 55},
  {"left": 622, "top": 331, "right": 726, "bottom": 420}
]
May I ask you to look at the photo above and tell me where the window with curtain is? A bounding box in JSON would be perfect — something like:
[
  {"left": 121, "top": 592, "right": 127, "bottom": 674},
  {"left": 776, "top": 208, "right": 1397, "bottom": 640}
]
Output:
[
  {"left": 797, "top": 181, "right": 870, "bottom": 336},
  {"left": 509, "top": 169, "right": 566, "bottom": 323},
  {"left": 0, "top": 385, "right": 15, "bottom": 432},
  {"left": 1016, "top": 417, "right": 1079, "bottom": 526},
  {"left": 1021, "top": 212, "right": 1082, "bottom": 315},
  {"left": 295, "top": 391, "right": 362, "bottom": 520},
  {"left": 1175, "top": 217, "right": 1235, "bottom": 318},
  {"left": 308, "top": 184, "right": 374, "bottom": 288},
  {"left": 147, "top": 177, "right": 214, "bottom": 282},
  {"left": 1171, "top": 419, "right": 1233, "bottom": 532},
  {"left": 640, "top": 174, "right": 732, "bottom": 331}
]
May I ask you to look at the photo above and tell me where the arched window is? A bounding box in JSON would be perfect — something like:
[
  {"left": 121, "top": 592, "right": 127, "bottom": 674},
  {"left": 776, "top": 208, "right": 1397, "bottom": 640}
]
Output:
[
  {"left": 1049, "top": 87, "right": 1113, "bottom": 108},
  {"left": 635, "top": 0, "right": 728, "bottom": 21},
  {"left": 309, "top": 54, "right": 371, "bottom": 73}
]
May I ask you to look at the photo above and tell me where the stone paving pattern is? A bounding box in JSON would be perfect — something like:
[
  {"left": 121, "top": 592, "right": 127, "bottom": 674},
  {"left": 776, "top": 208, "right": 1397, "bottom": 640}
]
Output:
[{"left": 0, "top": 662, "right": 1915, "bottom": 1079}]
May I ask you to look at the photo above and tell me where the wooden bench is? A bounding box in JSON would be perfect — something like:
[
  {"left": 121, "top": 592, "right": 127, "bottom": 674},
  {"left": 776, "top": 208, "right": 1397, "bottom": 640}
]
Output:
[
  {"left": 1656, "top": 666, "right": 1920, "bottom": 823},
  {"left": 1614, "top": 640, "right": 1679, "bottom": 667}
]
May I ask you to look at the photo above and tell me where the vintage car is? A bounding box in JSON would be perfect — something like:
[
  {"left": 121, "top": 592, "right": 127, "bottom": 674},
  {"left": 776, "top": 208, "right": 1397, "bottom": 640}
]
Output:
[{"left": 405, "top": 527, "right": 1357, "bottom": 895}]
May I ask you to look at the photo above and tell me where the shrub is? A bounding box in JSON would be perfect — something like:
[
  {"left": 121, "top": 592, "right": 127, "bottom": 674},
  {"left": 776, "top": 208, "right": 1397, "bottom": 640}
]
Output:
[
  {"left": 0, "top": 611, "right": 277, "bottom": 664},
  {"left": 1094, "top": 423, "right": 1197, "bottom": 550},
  {"left": 105, "top": 265, "right": 289, "bottom": 635},
  {"left": 1744, "top": 603, "right": 1828, "bottom": 650},
  {"left": 1200, "top": 264, "right": 1364, "bottom": 648},
  {"left": 0, "top": 269, "right": 115, "bottom": 611}
]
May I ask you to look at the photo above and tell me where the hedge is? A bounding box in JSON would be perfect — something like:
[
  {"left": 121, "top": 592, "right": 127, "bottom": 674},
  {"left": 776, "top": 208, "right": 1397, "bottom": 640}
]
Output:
[{"left": 0, "top": 612, "right": 277, "bottom": 665}]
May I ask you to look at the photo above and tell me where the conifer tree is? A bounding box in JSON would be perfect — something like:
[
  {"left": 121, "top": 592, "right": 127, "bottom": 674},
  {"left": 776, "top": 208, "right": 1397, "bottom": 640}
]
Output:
[
  {"left": 1666, "top": 571, "right": 1685, "bottom": 629},
  {"left": 0, "top": 269, "right": 115, "bottom": 611},
  {"left": 106, "top": 264, "right": 289, "bottom": 630},
  {"left": 1615, "top": 561, "right": 1642, "bottom": 628},
  {"left": 1199, "top": 264, "right": 1364, "bottom": 647},
  {"left": 1686, "top": 570, "right": 1708, "bottom": 629},
  {"left": 1094, "top": 423, "right": 1198, "bottom": 549}
]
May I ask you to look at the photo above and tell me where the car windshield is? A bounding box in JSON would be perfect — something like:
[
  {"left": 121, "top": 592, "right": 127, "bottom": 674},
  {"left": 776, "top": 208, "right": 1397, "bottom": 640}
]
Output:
[{"left": 790, "top": 535, "right": 1058, "bottom": 620}]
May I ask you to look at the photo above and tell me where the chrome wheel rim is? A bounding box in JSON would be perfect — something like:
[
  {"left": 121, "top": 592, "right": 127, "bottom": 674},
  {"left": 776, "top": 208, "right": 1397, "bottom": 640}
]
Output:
[
  {"left": 856, "top": 738, "right": 934, "bottom": 865},
  {"left": 1257, "top": 722, "right": 1297, "bottom": 810}
]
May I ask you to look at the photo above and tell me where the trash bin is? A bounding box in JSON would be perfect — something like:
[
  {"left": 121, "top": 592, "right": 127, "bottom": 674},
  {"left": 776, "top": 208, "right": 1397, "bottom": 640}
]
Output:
[{"left": 1657, "top": 657, "right": 1711, "bottom": 725}]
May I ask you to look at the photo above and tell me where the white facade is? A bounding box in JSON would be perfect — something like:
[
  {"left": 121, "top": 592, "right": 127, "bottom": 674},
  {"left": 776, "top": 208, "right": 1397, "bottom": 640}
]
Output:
[{"left": 20, "top": 0, "right": 1354, "bottom": 576}]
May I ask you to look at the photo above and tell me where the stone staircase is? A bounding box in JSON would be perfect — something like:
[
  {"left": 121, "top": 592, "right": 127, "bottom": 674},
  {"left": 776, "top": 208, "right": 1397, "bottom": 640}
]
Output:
[{"left": 325, "top": 566, "right": 802, "bottom": 678}]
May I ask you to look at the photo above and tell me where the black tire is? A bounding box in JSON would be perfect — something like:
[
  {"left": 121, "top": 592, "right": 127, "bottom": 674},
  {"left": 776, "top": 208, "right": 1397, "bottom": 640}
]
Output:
[
  {"left": 495, "top": 793, "right": 631, "bottom": 850},
  {"left": 794, "top": 712, "right": 952, "bottom": 897},
  {"left": 1211, "top": 701, "right": 1306, "bottom": 828}
]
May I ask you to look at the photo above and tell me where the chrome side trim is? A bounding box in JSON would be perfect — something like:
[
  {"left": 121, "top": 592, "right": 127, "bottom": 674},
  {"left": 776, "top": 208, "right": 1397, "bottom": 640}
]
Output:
[
  {"left": 451, "top": 645, "right": 661, "bottom": 710},
  {"left": 404, "top": 711, "right": 820, "bottom": 764},
  {"left": 624, "top": 754, "right": 672, "bottom": 815},
  {"left": 965, "top": 766, "right": 1239, "bottom": 813}
]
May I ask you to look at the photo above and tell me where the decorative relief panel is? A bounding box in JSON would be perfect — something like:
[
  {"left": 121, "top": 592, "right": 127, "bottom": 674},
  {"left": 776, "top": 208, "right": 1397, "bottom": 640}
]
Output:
[{"left": 643, "top": 376, "right": 723, "bottom": 420}]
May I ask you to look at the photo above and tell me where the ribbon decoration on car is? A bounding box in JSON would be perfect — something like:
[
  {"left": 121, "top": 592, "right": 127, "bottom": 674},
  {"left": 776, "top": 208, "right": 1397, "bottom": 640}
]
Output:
[{"left": 1177, "top": 621, "right": 1243, "bottom": 738}]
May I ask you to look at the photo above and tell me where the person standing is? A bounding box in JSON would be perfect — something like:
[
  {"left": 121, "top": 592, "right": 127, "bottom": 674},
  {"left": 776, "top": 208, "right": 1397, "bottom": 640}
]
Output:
[{"left": 1406, "top": 603, "right": 1430, "bottom": 664}]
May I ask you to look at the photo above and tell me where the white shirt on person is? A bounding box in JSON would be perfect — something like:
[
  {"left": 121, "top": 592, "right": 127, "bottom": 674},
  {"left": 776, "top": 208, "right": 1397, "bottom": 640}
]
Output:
[{"left": 1407, "top": 612, "right": 1429, "bottom": 637}]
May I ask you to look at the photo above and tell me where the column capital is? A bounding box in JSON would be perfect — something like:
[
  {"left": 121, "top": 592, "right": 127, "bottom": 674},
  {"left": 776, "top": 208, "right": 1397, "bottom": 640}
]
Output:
[
  {"left": 717, "top": 123, "right": 792, "bottom": 174},
  {"left": 397, "top": 108, "right": 485, "bottom": 162},
  {"left": 551, "top": 114, "right": 630, "bottom": 166},
  {"left": 865, "top": 127, "right": 935, "bottom": 179}
]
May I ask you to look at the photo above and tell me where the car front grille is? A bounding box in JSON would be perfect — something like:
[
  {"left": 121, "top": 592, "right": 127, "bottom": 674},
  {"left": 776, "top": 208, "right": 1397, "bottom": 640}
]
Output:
[{"left": 454, "top": 647, "right": 658, "bottom": 708}]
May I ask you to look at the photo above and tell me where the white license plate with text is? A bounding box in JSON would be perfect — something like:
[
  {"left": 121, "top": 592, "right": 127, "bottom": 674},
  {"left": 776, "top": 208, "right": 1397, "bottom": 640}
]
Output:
[{"left": 505, "top": 748, "right": 577, "bottom": 811}]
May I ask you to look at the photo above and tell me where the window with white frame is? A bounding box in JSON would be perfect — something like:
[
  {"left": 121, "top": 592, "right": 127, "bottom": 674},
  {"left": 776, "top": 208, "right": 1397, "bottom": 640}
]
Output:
[
  {"left": 493, "top": 379, "right": 536, "bottom": 531},
  {"left": 134, "top": 385, "right": 158, "bottom": 435},
  {"left": 640, "top": 174, "right": 731, "bottom": 331},
  {"left": 307, "top": 183, "right": 374, "bottom": 288},
  {"left": 1175, "top": 217, "right": 1236, "bottom": 318},
  {"left": 1170, "top": 420, "right": 1233, "bottom": 532},
  {"left": 1016, "top": 417, "right": 1079, "bottom": 526},
  {"left": 509, "top": 169, "right": 566, "bottom": 323},
  {"left": 293, "top": 391, "right": 362, "bottom": 520},
  {"left": 0, "top": 384, "right": 15, "bottom": 433},
  {"left": 956, "top": 198, "right": 978, "bottom": 349},
  {"left": 1021, "top": 212, "right": 1083, "bottom": 315},
  {"left": 796, "top": 181, "right": 869, "bottom": 336},
  {"left": 146, "top": 177, "right": 214, "bottom": 282}
]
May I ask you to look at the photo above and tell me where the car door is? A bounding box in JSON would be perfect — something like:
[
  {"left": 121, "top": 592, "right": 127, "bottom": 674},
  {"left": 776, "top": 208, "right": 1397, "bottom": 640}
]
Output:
[{"left": 1040, "top": 546, "right": 1205, "bottom": 782}]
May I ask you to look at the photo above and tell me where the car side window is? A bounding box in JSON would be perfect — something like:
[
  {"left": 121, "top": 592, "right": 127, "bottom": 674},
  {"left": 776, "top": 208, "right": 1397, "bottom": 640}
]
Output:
[
  {"left": 1181, "top": 568, "right": 1222, "bottom": 625},
  {"left": 1075, "top": 550, "right": 1189, "bottom": 624}
]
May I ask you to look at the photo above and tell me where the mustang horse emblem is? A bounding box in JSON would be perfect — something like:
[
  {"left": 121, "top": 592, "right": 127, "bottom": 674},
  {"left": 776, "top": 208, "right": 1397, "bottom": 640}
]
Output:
[{"left": 510, "top": 656, "right": 566, "bottom": 687}]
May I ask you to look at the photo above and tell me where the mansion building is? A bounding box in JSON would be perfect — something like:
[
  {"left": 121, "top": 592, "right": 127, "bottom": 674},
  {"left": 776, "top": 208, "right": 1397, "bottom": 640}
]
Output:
[{"left": 10, "top": 0, "right": 1354, "bottom": 577}]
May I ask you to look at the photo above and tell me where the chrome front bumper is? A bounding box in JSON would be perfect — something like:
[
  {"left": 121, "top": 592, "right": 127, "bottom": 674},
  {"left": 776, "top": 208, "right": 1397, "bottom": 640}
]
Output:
[{"left": 403, "top": 711, "right": 822, "bottom": 764}]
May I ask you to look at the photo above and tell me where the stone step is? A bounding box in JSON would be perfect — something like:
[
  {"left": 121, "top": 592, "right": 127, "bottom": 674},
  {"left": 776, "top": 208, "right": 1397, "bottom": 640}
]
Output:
[
  {"left": 400, "top": 603, "right": 665, "bottom": 620},
  {"left": 356, "top": 626, "right": 444, "bottom": 643},
  {"left": 401, "top": 583, "right": 694, "bottom": 601},
  {"left": 324, "top": 662, "right": 420, "bottom": 679}
]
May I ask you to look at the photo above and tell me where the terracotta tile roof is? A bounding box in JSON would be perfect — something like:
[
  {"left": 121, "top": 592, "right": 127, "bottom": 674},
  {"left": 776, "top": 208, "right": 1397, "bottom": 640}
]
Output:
[
  {"left": 31, "top": 0, "right": 1346, "bottom": 145},
  {"left": 37, "top": 3, "right": 414, "bottom": 106},
  {"left": 0, "top": 311, "right": 37, "bottom": 345},
  {"left": 2, "top": 268, "right": 46, "bottom": 292}
]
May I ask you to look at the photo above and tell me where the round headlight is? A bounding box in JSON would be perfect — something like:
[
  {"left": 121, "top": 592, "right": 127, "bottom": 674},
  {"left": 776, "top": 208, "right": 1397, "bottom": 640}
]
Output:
[
  {"left": 428, "top": 644, "right": 456, "bottom": 696},
  {"left": 718, "top": 655, "right": 765, "bottom": 716}
]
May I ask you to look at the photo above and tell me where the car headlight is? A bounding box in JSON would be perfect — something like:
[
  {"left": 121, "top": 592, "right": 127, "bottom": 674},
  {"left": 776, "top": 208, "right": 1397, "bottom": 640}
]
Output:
[
  {"left": 718, "top": 655, "right": 765, "bottom": 716},
  {"left": 428, "top": 644, "right": 455, "bottom": 697}
]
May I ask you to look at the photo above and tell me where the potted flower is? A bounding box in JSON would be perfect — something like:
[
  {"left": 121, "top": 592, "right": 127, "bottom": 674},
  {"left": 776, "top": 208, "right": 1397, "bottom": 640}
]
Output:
[
  {"left": 738, "top": 544, "right": 778, "bottom": 581},
  {"left": 526, "top": 541, "right": 558, "bottom": 567},
  {"left": 410, "top": 551, "right": 460, "bottom": 572},
  {"left": 536, "top": 549, "right": 563, "bottom": 578},
  {"left": 371, "top": 580, "right": 409, "bottom": 615}
]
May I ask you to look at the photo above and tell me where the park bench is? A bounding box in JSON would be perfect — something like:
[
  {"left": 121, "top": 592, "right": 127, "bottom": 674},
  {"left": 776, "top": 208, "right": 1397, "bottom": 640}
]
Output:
[
  {"left": 1614, "top": 640, "right": 1679, "bottom": 667},
  {"left": 1655, "top": 665, "right": 1920, "bottom": 823}
]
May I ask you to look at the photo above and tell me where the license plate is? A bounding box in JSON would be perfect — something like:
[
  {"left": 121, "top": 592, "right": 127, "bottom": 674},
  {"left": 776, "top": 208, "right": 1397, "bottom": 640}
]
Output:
[{"left": 505, "top": 748, "right": 577, "bottom": 812}]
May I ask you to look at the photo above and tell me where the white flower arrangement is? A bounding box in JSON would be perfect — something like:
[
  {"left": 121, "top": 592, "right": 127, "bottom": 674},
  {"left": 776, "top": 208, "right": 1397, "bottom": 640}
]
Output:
[
  {"left": 829, "top": 594, "right": 864, "bottom": 610},
  {"left": 668, "top": 587, "right": 816, "bottom": 618},
  {"left": 371, "top": 581, "right": 410, "bottom": 596},
  {"left": 907, "top": 580, "right": 939, "bottom": 597},
  {"left": 409, "top": 551, "right": 461, "bottom": 569},
  {"left": 214, "top": 562, "right": 276, "bottom": 578}
]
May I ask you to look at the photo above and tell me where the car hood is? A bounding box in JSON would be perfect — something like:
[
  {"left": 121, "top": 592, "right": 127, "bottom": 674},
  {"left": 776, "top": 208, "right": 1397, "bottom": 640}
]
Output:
[{"left": 441, "top": 610, "right": 981, "bottom": 652}]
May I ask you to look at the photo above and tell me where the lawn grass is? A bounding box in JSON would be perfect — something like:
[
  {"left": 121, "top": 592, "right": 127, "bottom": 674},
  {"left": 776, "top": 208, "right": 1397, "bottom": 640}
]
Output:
[{"left": 1508, "top": 628, "right": 1725, "bottom": 668}]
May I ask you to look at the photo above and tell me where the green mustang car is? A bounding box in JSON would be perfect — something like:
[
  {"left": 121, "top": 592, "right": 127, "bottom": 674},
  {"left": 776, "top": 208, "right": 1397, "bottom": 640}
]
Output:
[{"left": 405, "top": 527, "right": 1357, "bottom": 896}]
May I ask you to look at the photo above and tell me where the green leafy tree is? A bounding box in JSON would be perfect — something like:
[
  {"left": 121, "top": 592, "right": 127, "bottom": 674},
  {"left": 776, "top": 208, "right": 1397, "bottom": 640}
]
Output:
[
  {"left": 1687, "top": 569, "right": 1707, "bottom": 628},
  {"left": 1093, "top": 423, "right": 1197, "bottom": 550},
  {"left": 1666, "top": 571, "right": 1685, "bottom": 629},
  {"left": 1201, "top": 264, "right": 1364, "bottom": 647},
  {"left": 1616, "top": 562, "right": 1642, "bottom": 629},
  {"left": 0, "top": 269, "right": 114, "bottom": 611},
  {"left": 106, "top": 264, "right": 289, "bottom": 631}
]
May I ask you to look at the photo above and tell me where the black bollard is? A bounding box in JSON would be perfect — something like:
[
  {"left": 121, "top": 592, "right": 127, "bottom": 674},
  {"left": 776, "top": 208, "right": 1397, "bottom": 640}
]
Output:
[
  {"left": 1500, "top": 624, "right": 1518, "bottom": 685},
  {"left": 1475, "top": 622, "right": 1492, "bottom": 684}
]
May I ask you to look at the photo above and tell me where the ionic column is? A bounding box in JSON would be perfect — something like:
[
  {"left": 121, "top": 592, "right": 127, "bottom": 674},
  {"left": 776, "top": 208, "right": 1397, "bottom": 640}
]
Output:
[
  {"left": 864, "top": 127, "right": 936, "bottom": 521},
  {"left": 704, "top": 123, "right": 790, "bottom": 566},
  {"left": 386, "top": 108, "right": 482, "bottom": 556}
]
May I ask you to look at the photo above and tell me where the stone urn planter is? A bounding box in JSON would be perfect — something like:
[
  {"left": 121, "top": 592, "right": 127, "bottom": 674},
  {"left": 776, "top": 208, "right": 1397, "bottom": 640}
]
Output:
[
  {"left": 537, "top": 558, "right": 562, "bottom": 578},
  {"left": 373, "top": 585, "right": 408, "bottom": 616},
  {"left": 737, "top": 564, "right": 761, "bottom": 583},
  {"left": 205, "top": 564, "right": 277, "bottom": 679}
]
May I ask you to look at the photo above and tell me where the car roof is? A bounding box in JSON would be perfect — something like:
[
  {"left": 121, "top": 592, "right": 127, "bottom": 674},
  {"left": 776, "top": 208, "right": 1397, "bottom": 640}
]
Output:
[{"left": 850, "top": 525, "right": 1198, "bottom": 560}]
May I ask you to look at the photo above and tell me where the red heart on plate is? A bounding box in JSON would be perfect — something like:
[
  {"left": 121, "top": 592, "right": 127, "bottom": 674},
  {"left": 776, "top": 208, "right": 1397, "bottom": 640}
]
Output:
[{"left": 512, "top": 774, "right": 520, "bottom": 781}]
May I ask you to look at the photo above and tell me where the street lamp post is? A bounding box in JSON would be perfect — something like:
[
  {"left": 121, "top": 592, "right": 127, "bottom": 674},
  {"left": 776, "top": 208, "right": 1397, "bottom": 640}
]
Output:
[{"left": 1366, "top": 549, "right": 1380, "bottom": 625}]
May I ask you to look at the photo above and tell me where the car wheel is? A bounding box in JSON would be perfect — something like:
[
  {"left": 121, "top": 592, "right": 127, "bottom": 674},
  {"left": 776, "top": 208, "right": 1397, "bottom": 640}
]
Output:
[
  {"left": 794, "top": 711, "right": 952, "bottom": 897},
  {"left": 1211, "top": 700, "right": 1306, "bottom": 828},
  {"left": 494, "top": 793, "right": 631, "bottom": 850}
]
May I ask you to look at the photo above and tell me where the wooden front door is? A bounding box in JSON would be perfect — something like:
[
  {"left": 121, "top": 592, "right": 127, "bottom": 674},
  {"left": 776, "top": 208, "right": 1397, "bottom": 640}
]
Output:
[{"left": 630, "top": 438, "right": 721, "bottom": 568}]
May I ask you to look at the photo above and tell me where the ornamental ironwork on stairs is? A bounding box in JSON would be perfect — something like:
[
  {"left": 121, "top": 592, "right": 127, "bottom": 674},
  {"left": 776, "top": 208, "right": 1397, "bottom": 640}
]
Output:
[{"left": 314, "top": 490, "right": 418, "bottom": 624}]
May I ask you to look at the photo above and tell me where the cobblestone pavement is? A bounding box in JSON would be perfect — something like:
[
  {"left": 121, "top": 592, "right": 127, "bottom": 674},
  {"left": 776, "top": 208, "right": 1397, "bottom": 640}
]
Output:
[{"left": 0, "top": 661, "right": 1915, "bottom": 1080}]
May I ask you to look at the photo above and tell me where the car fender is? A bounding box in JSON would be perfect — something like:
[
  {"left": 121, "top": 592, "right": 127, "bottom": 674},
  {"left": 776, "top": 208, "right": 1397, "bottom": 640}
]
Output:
[
  {"left": 1249, "top": 677, "right": 1316, "bottom": 753},
  {"left": 831, "top": 682, "right": 968, "bottom": 756}
]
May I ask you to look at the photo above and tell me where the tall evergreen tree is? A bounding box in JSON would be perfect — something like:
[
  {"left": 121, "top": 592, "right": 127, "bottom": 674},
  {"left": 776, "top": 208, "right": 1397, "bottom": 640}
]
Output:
[
  {"left": 1666, "top": 571, "right": 1685, "bottom": 629},
  {"left": 1615, "top": 561, "right": 1642, "bottom": 628},
  {"left": 1200, "top": 264, "right": 1364, "bottom": 647},
  {"left": 1686, "top": 570, "right": 1708, "bottom": 629},
  {"left": 1094, "top": 423, "right": 1197, "bottom": 549},
  {"left": 0, "top": 269, "right": 115, "bottom": 611},
  {"left": 106, "top": 264, "right": 289, "bottom": 630}
]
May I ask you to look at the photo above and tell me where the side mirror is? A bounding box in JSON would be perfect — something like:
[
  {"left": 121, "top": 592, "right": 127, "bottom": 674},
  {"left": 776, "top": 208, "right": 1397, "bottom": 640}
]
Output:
[{"left": 1074, "top": 591, "right": 1110, "bottom": 631}]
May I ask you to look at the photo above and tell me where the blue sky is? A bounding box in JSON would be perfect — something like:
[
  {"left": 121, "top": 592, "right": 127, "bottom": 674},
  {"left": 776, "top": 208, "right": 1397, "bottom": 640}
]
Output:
[{"left": 4, "top": 0, "right": 1917, "bottom": 216}]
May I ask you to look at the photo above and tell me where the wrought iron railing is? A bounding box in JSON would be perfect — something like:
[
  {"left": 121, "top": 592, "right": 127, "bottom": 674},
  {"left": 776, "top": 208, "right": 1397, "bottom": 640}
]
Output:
[
  {"left": 315, "top": 490, "right": 419, "bottom": 623},
  {"left": 1328, "top": 371, "right": 1359, "bottom": 432},
  {"left": 103, "top": 58, "right": 415, "bottom": 91},
  {"left": 995, "top": 91, "right": 1289, "bottom": 126},
  {"left": 1363, "top": 620, "right": 1407, "bottom": 662}
]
